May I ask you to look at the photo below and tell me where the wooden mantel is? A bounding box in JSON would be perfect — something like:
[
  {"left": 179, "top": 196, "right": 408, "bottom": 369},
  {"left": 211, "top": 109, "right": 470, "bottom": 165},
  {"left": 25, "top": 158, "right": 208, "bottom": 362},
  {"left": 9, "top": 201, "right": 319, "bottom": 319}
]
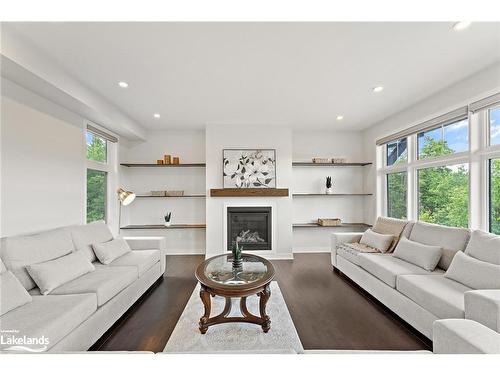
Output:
[{"left": 210, "top": 188, "right": 289, "bottom": 197}]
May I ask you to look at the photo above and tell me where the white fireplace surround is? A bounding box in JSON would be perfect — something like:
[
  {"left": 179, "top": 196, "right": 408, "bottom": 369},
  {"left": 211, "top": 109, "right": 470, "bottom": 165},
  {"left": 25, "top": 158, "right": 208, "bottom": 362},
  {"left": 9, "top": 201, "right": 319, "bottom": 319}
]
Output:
[{"left": 223, "top": 202, "right": 277, "bottom": 256}]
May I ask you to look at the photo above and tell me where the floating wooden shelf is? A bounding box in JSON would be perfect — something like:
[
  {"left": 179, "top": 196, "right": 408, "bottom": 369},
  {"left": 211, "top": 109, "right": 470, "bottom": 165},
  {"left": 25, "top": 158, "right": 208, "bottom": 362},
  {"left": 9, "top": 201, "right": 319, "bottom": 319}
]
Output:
[
  {"left": 210, "top": 188, "right": 289, "bottom": 197},
  {"left": 120, "top": 224, "right": 206, "bottom": 230},
  {"left": 293, "top": 222, "right": 371, "bottom": 229},
  {"left": 135, "top": 194, "right": 206, "bottom": 198},
  {"left": 120, "top": 163, "right": 206, "bottom": 167},
  {"left": 292, "top": 162, "right": 372, "bottom": 167},
  {"left": 292, "top": 193, "right": 373, "bottom": 196}
]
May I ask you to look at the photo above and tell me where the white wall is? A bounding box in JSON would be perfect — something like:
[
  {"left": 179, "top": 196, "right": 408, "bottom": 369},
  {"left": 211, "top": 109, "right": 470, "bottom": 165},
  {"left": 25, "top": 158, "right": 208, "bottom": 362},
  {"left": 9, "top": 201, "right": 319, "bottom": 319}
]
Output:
[
  {"left": 1, "top": 80, "right": 85, "bottom": 237},
  {"left": 119, "top": 130, "right": 206, "bottom": 254},
  {"left": 292, "top": 130, "right": 370, "bottom": 252},
  {"left": 362, "top": 63, "right": 500, "bottom": 224},
  {"left": 205, "top": 125, "right": 293, "bottom": 258}
]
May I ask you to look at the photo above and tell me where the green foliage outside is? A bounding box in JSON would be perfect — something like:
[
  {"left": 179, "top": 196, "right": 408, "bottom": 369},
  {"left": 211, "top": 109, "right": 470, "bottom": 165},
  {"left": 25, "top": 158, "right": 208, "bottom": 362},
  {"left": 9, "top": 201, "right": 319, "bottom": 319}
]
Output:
[
  {"left": 491, "top": 159, "right": 500, "bottom": 235},
  {"left": 387, "top": 172, "right": 407, "bottom": 219},
  {"left": 417, "top": 137, "right": 469, "bottom": 228},
  {"left": 86, "top": 132, "right": 108, "bottom": 223}
]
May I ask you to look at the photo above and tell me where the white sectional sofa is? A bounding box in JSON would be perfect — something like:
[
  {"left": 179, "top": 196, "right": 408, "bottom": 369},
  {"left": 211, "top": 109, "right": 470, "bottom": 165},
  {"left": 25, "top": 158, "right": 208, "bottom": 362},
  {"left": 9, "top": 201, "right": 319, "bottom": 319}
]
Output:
[
  {"left": 0, "top": 222, "right": 166, "bottom": 352},
  {"left": 331, "top": 218, "right": 500, "bottom": 354}
]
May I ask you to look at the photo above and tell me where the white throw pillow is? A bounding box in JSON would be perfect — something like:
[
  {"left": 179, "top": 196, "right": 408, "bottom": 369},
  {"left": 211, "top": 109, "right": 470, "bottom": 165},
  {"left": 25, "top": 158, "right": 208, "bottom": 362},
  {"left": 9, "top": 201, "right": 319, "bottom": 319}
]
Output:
[
  {"left": 465, "top": 230, "right": 500, "bottom": 265},
  {"left": 445, "top": 251, "right": 500, "bottom": 290},
  {"left": 1, "top": 271, "right": 33, "bottom": 315},
  {"left": 393, "top": 237, "right": 442, "bottom": 271},
  {"left": 92, "top": 238, "right": 131, "bottom": 265},
  {"left": 359, "top": 229, "right": 394, "bottom": 253},
  {"left": 26, "top": 252, "right": 95, "bottom": 295}
]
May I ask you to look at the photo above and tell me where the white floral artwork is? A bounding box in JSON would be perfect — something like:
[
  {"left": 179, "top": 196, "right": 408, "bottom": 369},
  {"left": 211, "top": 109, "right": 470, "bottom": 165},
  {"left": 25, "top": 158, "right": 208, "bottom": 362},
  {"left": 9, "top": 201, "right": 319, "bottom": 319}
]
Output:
[{"left": 223, "top": 149, "right": 276, "bottom": 188}]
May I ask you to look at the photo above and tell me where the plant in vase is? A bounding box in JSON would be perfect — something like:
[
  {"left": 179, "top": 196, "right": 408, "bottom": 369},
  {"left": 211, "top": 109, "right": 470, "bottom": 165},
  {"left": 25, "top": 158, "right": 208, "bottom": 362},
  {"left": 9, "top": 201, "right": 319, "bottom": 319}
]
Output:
[
  {"left": 164, "top": 212, "right": 172, "bottom": 227},
  {"left": 326, "top": 176, "right": 333, "bottom": 194},
  {"left": 231, "top": 241, "right": 243, "bottom": 269}
]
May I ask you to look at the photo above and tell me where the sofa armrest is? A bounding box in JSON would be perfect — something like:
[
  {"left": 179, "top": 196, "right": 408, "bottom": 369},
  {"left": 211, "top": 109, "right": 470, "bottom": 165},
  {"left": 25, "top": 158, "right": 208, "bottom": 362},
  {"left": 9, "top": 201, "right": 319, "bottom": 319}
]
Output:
[
  {"left": 433, "top": 319, "right": 500, "bottom": 354},
  {"left": 124, "top": 236, "right": 166, "bottom": 273},
  {"left": 331, "top": 232, "right": 363, "bottom": 267},
  {"left": 464, "top": 290, "right": 500, "bottom": 333}
]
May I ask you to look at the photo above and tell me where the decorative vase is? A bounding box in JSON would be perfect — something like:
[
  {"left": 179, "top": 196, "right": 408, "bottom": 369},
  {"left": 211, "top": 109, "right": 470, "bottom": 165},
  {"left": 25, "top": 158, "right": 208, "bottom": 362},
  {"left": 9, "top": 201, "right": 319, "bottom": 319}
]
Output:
[
  {"left": 232, "top": 242, "right": 243, "bottom": 269},
  {"left": 164, "top": 221, "right": 171, "bottom": 227},
  {"left": 326, "top": 187, "right": 333, "bottom": 194}
]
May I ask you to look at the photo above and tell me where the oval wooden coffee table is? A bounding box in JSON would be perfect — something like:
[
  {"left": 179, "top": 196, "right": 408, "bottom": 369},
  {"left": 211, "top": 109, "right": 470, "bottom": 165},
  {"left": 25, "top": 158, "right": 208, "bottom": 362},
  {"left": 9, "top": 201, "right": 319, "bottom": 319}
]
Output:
[{"left": 195, "top": 253, "right": 275, "bottom": 334}]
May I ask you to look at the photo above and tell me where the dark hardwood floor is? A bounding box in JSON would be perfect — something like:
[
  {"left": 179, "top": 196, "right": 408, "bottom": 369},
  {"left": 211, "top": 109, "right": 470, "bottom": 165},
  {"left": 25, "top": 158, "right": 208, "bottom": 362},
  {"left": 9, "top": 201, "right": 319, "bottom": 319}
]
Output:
[{"left": 90, "top": 253, "right": 431, "bottom": 352}]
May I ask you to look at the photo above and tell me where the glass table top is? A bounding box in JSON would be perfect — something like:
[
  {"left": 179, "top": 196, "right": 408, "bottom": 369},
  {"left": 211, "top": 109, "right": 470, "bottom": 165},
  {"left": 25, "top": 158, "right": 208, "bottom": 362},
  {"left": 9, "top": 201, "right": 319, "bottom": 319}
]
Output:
[{"left": 204, "top": 254, "right": 269, "bottom": 286}]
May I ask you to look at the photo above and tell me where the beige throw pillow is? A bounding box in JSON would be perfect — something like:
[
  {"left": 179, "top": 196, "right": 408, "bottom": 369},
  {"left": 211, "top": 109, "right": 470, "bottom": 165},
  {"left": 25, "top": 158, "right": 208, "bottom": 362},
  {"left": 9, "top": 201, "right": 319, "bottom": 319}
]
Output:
[
  {"left": 92, "top": 238, "right": 131, "bottom": 265},
  {"left": 360, "top": 229, "right": 394, "bottom": 253}
]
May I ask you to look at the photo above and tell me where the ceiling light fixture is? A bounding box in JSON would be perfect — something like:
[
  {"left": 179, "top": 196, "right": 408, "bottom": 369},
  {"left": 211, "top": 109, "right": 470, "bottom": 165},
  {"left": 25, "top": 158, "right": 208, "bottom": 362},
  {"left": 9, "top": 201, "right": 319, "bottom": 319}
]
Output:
[
  {"left": 153, "top": 113, "right": 161, "bottom": 119},
  {"left": 336, "top": 115, "right": 344, "bottom": 121},
  {"left": 118, "top": 81, "right": 129, "bottom": 88},
  {"left": 452, "top": 21, "right": 471, "bottom": 31},
  {"left": 372, "top": 86, "right": 384, "bottom": 93}
]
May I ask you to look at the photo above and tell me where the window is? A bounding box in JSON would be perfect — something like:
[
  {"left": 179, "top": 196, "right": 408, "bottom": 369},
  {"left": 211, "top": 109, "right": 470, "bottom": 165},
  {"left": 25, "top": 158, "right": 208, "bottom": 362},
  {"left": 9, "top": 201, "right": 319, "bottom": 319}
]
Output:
[
  {"left": 418, "top": 163, "right": 469, "bottom": 228},
  {"left": 86, "top": 169, "right": 107, "bottom": 223},
  {"left": 490, "top": 158, "right": 500, "bottom": 235},
  {"left": 417, "top": 119, "right": 468, "bottom": 159},
  {"left": 386, "top": 138, "right": 407, "bottom": 166},
  {"left": 387, "top": 172, "right": 407, "bottom": 219},
  {"left": 489, "top": 107, "right": 500, "bottom": 146},
  {"left": 86, "top": 128, "right": 110, "bottom": 223},
  {"left": 86, "top": 131, "right": 107, "bottom": 163}
]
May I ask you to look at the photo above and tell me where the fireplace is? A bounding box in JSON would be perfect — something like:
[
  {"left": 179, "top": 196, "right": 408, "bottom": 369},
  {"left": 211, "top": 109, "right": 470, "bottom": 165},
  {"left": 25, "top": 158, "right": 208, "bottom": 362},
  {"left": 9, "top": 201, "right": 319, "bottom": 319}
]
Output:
[{"left": 227, "top": 206, "right": 272, "bottom": 251}]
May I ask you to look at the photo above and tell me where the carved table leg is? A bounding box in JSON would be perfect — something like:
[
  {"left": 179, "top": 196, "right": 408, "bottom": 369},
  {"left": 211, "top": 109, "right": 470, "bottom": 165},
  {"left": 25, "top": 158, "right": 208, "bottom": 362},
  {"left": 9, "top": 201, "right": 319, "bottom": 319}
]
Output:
[
  {"left": 259, "top": 283, "right": 271, "bottom": 333},
  {"left": 199, "top": 285, "right": 211, "bottom": 334}
]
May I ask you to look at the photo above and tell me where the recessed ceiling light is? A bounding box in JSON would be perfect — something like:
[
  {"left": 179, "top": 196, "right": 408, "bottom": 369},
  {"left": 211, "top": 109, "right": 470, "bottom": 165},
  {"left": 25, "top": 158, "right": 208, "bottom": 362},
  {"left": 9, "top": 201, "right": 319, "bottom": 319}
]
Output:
[
  {"left": 372, "top": 86, "right": 384, "bottom": 93},
  {"left": 153, "top": 113, "right": 161, "bottom": 119},
  {"left": 452, "top": 21, "right": 471, "bottom": 31},
  {"left": 118, "top": 81, "right": 129, "bottom": 88},
  {"left": 336, "top": 115, "right": 344, "bottom": 121}
]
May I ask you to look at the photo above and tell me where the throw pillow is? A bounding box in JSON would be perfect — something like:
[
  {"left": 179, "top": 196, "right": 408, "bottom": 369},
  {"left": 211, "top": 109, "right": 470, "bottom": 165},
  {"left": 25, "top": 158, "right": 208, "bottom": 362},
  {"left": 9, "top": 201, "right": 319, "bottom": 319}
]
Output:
[
  {"left": 92, "top": 238, "right": 131, "bottom": 265},
  {"left": 465, "top": 230, "right": 500, "bottom": 265},
  {"left": 359, "top": 229, "right": 394, "bottom": 253},
  {"left": 445, "top": 251, "right": 500, "bottom": 290},
  {"left": 393, "top": 237, "right": 442, "bottom": 271},
  {"left": 26, "top": 252, "right": 95, "bottom": 295},
  {"left": 1, "top": 271, "right": 33, "bottom": 315}
]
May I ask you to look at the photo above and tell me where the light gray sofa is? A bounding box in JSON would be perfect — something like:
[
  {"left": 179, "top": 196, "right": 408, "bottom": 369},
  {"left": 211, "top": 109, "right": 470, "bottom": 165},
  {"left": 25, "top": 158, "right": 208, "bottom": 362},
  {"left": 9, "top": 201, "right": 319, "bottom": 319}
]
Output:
[
  {"left": 0, "top": 222, "right": 166, "bottom": 352},
  {"left": 331, "top": 219, "right": 500, "bottom": 353}
]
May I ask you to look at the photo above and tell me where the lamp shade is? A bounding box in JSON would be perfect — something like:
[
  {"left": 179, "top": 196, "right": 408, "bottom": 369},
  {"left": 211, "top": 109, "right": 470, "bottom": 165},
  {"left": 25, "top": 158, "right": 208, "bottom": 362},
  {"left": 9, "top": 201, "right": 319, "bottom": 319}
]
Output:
[{"left": 117, "top": 188, "right": 136, "bottom": 206}]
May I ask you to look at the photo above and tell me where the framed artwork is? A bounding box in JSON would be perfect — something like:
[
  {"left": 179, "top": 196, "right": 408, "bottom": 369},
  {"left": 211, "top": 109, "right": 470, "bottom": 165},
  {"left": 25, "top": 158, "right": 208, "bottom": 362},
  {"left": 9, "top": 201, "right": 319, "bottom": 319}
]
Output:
[{"left": 223, "top": 149, "right": 276, "bottom": 188}]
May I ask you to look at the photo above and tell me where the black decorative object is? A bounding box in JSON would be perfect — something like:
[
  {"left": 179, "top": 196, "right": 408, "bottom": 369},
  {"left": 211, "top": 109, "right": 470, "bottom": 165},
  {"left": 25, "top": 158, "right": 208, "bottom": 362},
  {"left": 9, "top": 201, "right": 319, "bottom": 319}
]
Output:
[{"left": 326, "top": 176, "right": 333, "bottom": 194}]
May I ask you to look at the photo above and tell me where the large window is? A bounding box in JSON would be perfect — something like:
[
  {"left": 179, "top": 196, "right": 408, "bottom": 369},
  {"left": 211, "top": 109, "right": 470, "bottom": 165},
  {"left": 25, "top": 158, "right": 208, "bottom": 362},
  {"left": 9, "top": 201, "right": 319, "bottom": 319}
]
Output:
[
  {"left": 417, "top": 119, "right": 468, "bottom": 159},
  {"left": 490, "top": 107, "right": 500, "bottom": 146},
  {"left": 387, "top": 172, "right": 407, "bottom": 219},
  {"left": 86, "top": 129, "right": 109, "bottom": 223},
  {"left": 386, "top": 138, "right": 407, "bottom": 166},
  {"left": 490, "top": 158, "right": 500, "bottom": 235},
  {"left": 418, "top": 163, "right": 469, "bottom": 228}
]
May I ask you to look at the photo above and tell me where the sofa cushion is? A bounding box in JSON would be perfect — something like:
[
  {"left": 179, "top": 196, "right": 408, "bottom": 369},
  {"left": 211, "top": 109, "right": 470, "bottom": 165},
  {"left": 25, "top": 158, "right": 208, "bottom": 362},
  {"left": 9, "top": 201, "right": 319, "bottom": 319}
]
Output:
[
  {"left": 0, "top": 228, "right": 74, "bottom": 290},
  {"left": 372, "top": 216, "right": 410, "bottom": 252},
  {"left": 445, "top": 251, "right": 500, "bottom": 290},
  {"left": 397, "top": 274, "right": 471, "bottom": 319},
  {"left": 108, "top": 250, "right": 161, "bottom": 277},
  {"left": 68, "top": 221, "right": 113, "bottom": 262},
  {"left": 465, "top": 230, "right": 500, "bottom": 265},
  {"left": 93, "top": 238, "right": 131, "bottom": 265},
  {"left": 408, "top": 221, "right": 470, "bottom": 270},
  {"left": 358, "top": 253, "right": 435, "bottom": 288},
  {"left": 49, "top": 266, "right": 137, "bottom": 306},
  {"left": 337, "top": 244, "right": 364, "bottom": 265},
  {"left": 0, "top": 271, "right": 33, "bottom": 316},
  {"left": 0, "top": 293, "right": 97, "bottom": 351},
  {"left": 26, "top": 252, "right": 95, "bottom": 295},
  {"left": 393, "top": 237, "right": 442, "bottom": 271},
  {"left": 360, "top": 229, "right": 394, "bottom": 253}
]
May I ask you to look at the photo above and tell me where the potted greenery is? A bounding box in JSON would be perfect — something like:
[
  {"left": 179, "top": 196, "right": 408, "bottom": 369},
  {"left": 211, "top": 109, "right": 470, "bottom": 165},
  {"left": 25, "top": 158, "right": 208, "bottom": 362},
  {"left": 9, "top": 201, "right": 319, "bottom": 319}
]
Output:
[
  {"left": 164, "top": 212, "right": 172, "bottom": 227},
  {"left": 231, "top": 241, "right": 243, "bottom": 269},
  {"left": 326, "top": 176, "right": 333, "bottom": 194}
]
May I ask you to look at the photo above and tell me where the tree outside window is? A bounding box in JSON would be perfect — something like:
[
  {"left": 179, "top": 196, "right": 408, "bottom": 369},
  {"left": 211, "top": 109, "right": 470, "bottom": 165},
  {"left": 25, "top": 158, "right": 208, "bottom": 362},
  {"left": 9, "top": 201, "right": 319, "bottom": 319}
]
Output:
[
  {"left": 490, "top": 158, "right": 500, "bottom": 235},
  {"left": 86, "top": 130, "right": 108, "bottom": 223},
  {"left": 387, "top": 172, "right": 407, "bottom": 219}
]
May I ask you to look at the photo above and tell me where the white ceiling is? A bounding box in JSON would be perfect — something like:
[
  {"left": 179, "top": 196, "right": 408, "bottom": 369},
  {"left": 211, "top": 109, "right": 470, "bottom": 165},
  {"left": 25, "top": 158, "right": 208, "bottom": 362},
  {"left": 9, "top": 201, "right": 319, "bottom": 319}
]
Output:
[{"left": 4, "top": 22, "right": 500, "bottom": 131}]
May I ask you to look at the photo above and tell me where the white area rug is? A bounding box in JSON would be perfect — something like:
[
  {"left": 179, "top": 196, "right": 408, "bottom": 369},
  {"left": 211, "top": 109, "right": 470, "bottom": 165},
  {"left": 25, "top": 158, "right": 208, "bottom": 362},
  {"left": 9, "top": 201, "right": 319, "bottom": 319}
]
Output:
[{"left": 163, "top": 281, "right": 304, "bottom": 353}]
